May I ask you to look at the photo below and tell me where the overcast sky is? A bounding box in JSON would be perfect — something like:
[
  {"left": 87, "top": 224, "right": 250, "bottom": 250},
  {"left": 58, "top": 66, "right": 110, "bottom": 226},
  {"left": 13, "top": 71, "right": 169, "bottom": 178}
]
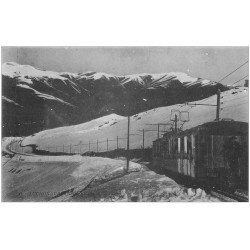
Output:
[{"left": 2, "top": 46, "right": 249, "bottom": 85}]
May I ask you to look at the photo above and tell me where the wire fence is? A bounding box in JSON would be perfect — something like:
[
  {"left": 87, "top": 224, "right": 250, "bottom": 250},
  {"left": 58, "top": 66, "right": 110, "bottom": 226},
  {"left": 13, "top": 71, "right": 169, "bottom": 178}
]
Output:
[
  {"left": 8, "top": 132, "right": 160, "bottom": 156},
  {"left": 7, "top": 119, "right": 192, "bottom": 157}
]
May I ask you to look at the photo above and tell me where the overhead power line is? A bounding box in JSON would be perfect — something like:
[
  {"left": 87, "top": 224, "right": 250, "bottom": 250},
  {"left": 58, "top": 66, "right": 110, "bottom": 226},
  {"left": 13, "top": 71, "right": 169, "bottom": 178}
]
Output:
[
  {"left": 231, "top": 75, "right": 248, "bottom": 86},
  {"left": 191, "top": 61, "right": 248, "bottom": 107},
  {"left": 218, "top": 60, "right": 248, "bottom": 82}
]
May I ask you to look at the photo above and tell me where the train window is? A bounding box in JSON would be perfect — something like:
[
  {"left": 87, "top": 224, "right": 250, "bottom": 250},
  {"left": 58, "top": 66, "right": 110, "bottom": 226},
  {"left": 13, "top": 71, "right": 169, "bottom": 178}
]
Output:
[
  {"left": 184, "top": 136, "right": 187, "bottom": 153},
  {"left": 178, "top": 138, "right": 181, "bottom": 153}
]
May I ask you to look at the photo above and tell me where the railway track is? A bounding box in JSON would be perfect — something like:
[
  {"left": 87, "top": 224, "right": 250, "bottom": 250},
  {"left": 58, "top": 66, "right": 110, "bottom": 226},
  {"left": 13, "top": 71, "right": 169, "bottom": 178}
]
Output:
[{"left": 210, "top": 189, "right": 248, "bottom": 202}]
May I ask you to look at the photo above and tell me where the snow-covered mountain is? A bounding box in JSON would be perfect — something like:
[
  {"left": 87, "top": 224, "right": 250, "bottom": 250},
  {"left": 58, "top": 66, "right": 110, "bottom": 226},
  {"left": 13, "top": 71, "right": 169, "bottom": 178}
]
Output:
[
  {"left": 2, "top": 62, "right": 228, "bottom": 136},
  {"left": 22, "top": 87, "right": 248, "bottom": 153}
]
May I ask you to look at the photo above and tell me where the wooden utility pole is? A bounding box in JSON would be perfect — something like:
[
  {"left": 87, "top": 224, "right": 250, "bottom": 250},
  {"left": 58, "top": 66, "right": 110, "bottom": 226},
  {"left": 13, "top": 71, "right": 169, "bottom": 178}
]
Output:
[
  {"left": 97, "top": 140, "right": 99, "bottom": 153},
  {"left": 89, "top": 141, "right": 90, "bottom": 152},
  {"left": 106, "top": 138, "right": 109, "bottom": 151},
  {"left": 117, "top": 136, "right": 119, "bottom": 150},
  {"left": 216, "top": 89, "right": 221, "bottom": 121},
  {"left": 157, "top": 124, "right": 160, "bottom": 139},
  {"left": 126, "top": 115, "right": 130, "bottom": 173}
]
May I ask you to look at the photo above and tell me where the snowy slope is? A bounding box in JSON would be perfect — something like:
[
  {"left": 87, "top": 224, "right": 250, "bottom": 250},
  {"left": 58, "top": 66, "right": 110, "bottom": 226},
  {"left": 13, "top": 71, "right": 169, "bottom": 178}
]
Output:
[
  {"left": 22, "top": 87, "right": 248, "bottom": 153},
  {"left": 2, "top": 62, "right": 67, "bottom": 82}
]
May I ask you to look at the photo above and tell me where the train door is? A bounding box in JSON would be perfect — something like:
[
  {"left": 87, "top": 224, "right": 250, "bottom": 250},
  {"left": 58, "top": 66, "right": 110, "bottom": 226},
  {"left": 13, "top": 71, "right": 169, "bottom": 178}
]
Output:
[
  {"left": 181, "top": 136, "right": 188, "bottom": 175},
  {"left": 177, "top": 137, "right": 181, "bottom": 173},
  {"left": 180, "top": 135, "right": 193, "bottom": 177},
  {"left": 184, "top": 135, "right": 192, "bottom": 177},
  {"left": 190, "top": 134, "right": 196, "bottom": 177}
]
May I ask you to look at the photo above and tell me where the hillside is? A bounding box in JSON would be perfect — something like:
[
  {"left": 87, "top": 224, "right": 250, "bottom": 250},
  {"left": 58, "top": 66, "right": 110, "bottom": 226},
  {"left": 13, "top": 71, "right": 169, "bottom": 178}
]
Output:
[
  {"left": 2, "top": 62, "right": 228, "bottom": 137},
  {"left": 22, "top": 87, "right": 248, "bottom": 153}
]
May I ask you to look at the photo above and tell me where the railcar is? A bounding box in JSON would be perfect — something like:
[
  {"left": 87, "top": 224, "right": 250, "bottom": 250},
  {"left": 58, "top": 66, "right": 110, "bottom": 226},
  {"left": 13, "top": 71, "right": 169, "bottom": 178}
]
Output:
[{"left": 152, "top": 120, "right": 248, "bottom": 190}]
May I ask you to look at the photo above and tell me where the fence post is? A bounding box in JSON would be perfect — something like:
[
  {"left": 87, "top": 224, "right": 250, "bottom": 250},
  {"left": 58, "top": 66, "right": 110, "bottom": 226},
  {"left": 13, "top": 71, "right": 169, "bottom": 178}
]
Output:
[
  {"left": 97, "top": 140, "right": 99, "bottom": 153},
  {"left": 63, "top": 144, "right": 64, "bottom": 153},
  {"left": 70, "top": 144, "right": 72, "bottom": 154},
  {"left": 157, "top": 123, "right": 160, "bottom": 139},
  {"left": 107, "top": 138, "right": 109, "bottom": 152},
  {"left": 89, "top": 141, "right": 90, "bottom": 152},
  {"left": 142, "top": 128, "right": 145, "bottom": 149},
  {"left": 117, "top": 136, "right": 119, "bottom": 150}
]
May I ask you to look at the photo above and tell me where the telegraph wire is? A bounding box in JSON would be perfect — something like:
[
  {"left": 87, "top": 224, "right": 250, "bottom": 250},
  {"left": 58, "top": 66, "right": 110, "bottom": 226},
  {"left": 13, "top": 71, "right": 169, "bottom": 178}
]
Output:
[
  {"left": 194, "top": 61, "right": 248, "bottom": 106},
  {"left": 231, "top": 75, "right": 248, "bottom": 86},
  {"left": 180, "top": 62, "right": 249, "bottom": 112},
  {"left": 218, "top": 60, "right": 248, "bottom": 83}
]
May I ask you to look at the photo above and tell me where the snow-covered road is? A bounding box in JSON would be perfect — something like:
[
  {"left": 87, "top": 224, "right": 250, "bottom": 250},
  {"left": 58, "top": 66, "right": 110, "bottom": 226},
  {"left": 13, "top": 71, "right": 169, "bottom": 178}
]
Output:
[{"left": 2, "top": 151, "right": 224, "bottom": 202}]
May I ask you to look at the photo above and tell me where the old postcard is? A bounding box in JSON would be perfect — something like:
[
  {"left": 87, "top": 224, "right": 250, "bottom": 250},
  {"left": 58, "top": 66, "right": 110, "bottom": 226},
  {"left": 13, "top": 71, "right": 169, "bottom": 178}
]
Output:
[{"left": 1, "top": 46, "right": 249, "bottom": 202}]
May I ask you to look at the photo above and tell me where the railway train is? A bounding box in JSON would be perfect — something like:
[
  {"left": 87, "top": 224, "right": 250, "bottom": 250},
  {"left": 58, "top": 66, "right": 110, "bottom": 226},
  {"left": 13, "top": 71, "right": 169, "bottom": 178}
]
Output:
[{"left": 152, "top": 120, "right": 248, "bottom": 190}]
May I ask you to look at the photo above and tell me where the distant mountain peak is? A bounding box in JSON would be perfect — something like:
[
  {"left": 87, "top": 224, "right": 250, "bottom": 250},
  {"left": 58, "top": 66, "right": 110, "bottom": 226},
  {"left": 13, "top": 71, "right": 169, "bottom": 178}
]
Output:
[{"left": 2, "top": 62, "right": 214, "bottom": 86}]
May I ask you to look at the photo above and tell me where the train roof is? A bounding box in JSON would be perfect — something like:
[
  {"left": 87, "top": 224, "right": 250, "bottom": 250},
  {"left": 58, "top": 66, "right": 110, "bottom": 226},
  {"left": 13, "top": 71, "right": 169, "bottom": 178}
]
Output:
[
  {"left": 158, "top": 120, "right": 248, "bottom": 140},
  {"left": 190, "top": 120, "right": 248, "bottom": 136}
]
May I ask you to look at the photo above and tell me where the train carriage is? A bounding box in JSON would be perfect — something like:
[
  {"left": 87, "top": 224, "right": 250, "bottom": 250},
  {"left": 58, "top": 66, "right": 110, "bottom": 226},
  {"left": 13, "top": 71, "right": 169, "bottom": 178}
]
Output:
[{"left": 152, "top": 120, "right": 248, "bottom": 189}]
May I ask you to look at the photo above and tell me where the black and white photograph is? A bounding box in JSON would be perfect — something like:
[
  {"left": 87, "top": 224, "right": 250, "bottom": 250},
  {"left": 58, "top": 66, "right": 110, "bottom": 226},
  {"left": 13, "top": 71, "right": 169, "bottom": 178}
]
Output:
[
  {"left": 0, "top": 1, "right": 249, "bottom": 250},
  {"left": 1, "top": 46, "right": 248, "bottom": 202}
]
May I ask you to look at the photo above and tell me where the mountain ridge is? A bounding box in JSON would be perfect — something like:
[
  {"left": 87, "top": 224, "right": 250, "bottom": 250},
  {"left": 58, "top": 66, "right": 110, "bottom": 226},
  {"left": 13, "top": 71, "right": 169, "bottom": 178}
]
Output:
[{"left": 2, "top": 62, "right": 228, "bottom": 136}]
